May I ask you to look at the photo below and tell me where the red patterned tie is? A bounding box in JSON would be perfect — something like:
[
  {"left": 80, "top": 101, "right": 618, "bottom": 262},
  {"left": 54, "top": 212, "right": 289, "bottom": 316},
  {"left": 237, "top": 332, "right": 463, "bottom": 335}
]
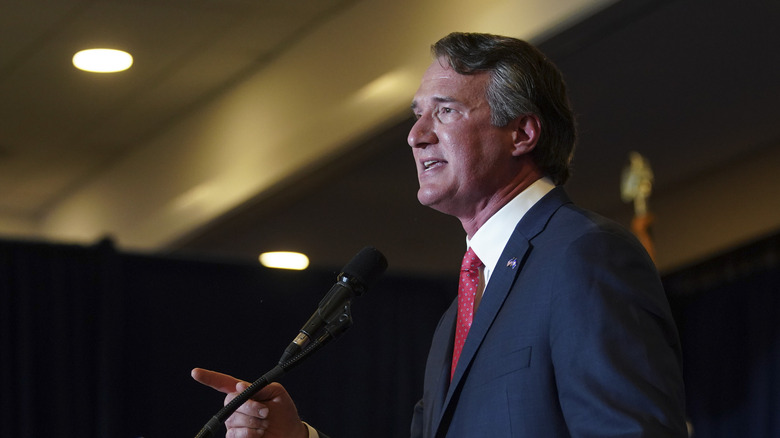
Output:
[{"left": 451, "top": 247, "right": 483, "bottom": 381}]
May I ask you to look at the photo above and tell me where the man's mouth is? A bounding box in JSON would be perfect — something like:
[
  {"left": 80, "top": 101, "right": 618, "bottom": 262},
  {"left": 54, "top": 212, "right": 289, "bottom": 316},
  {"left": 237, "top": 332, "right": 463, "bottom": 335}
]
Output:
[{"left": 423, "top": 160, "right": 444, "bottom": 171}]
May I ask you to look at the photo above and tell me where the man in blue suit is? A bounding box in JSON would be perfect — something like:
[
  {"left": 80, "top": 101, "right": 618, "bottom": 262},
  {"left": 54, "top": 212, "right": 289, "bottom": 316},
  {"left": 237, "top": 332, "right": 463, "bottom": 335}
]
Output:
[{"left": 192, "top": 32, "right": 687, "bottom": 437}]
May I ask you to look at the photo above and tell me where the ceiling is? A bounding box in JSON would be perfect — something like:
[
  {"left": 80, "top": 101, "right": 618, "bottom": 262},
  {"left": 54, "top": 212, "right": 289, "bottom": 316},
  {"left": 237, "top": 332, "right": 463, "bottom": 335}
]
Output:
[
  {"left": 0, "top": 0, "right": 360, "bottom": 219},
  {"left": 1, "top": 0, "right": 779, "bottom": 276}
]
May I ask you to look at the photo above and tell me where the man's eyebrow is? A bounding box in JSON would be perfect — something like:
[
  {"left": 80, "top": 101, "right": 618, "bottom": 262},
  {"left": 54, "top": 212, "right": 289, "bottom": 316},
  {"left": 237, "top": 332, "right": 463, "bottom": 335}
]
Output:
[{"left": 410, "top": 96, "right": 458, "bottom": 111}]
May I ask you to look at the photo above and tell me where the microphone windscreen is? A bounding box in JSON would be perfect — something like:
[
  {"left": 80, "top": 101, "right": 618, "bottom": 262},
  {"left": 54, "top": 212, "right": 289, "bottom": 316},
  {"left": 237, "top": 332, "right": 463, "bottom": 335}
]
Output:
[{"left": 341, "top": 246, "right": 388, "bottom": 288}]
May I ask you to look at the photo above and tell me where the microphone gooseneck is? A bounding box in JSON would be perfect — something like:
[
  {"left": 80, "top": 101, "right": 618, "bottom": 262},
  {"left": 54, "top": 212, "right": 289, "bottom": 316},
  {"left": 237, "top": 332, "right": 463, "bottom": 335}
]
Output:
[{"left": 194, "top": 246, "right": 387, "bottom": 438}]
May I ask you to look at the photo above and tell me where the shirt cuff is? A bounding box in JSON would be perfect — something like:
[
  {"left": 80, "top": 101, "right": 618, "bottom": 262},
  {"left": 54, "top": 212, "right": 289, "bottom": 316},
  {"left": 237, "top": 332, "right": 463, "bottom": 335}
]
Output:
[{"left": 303, "top": 421, "right": 319, "bottom": 438}]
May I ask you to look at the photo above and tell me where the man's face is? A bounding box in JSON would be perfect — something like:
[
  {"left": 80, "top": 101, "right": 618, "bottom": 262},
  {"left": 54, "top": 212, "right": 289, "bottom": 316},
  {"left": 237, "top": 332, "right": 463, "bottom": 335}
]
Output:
[{"left": 408, "top": 58, "right": 520, "bottom": 222}]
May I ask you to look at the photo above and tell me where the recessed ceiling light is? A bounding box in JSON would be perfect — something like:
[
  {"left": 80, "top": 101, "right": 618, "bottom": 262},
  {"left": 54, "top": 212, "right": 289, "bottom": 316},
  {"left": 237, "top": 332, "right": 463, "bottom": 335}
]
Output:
[
  {"left": 259, "top": 251, "right": 310, "bottom": 270},
  {"left": 72, "top": 48, "right": 133, "bottom": 73}
]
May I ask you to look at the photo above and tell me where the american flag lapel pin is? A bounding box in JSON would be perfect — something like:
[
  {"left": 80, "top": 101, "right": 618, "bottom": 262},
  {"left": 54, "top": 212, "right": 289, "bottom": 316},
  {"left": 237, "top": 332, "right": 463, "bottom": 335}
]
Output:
[{"left": 506, "top": 257, "right": 518, "bottom": 269}]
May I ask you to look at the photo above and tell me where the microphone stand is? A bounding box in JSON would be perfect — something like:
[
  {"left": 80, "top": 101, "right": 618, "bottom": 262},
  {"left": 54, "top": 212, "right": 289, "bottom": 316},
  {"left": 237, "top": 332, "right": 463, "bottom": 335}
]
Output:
[{"left": 194, "top": 301, "right": 354, "bottom": 438}]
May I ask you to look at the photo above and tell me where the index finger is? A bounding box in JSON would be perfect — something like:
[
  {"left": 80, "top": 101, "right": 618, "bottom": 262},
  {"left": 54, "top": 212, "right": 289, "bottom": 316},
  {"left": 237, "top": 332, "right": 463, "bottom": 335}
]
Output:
[{"left": 191, "top": 368, "right": 247, "bottom": 394}]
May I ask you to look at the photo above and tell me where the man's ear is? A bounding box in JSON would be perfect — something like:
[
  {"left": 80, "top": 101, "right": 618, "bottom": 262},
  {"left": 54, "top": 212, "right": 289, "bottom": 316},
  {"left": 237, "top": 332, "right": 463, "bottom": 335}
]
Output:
[{"left": 510, "top": 114, "right": 541, "bottom": 157}]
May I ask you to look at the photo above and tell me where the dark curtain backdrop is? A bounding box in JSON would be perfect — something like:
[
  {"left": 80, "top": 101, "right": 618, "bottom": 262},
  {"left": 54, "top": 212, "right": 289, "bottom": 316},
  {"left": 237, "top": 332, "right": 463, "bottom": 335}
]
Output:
[
  {"left": 665, "top": 231, "right": 780, "bottom": 438},
  {"left": 1, "top": 238, "right": 455, "bottom": 437},
  {"left": 2, "top": 231, "right": 779, "bottom": 437}
]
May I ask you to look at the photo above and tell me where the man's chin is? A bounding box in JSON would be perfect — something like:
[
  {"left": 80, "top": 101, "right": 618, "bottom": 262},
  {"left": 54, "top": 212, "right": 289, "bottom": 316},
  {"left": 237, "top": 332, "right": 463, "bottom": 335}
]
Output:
[
  {"left": 417, "top": 190, "right": 450, "bottom": 214},
  {"left": 416, "top": 189, "right": 437, "bottom": 207}
]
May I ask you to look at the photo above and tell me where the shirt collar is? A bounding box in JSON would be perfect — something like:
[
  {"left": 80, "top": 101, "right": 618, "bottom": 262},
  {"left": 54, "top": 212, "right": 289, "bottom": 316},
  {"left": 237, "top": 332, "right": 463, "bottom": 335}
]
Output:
[{"left": 467, "top": 177, "right": 555, "bottom": 278}]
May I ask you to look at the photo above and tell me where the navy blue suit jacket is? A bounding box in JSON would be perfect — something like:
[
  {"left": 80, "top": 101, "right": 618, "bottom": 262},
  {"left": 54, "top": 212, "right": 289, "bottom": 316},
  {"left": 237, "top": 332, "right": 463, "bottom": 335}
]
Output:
[{"left": 410, "top": 187, "right": 687, "bottom": 437}]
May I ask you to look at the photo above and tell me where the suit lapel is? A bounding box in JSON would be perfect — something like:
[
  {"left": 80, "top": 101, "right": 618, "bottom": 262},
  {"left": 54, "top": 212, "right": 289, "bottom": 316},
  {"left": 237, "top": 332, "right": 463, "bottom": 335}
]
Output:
[
  {"left": 425, "top": 299, "right": 457, "bottom": 436},
  {"left": 430, "top": 187, "right": 572, "bottom": 437},
  {"left": 443, "top": 234, "right": 530, "bottom": 395}
]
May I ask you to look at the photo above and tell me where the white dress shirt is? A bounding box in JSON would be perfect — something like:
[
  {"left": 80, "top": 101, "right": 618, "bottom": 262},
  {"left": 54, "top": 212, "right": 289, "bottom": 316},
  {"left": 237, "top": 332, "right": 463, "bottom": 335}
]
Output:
[{"left": 467, "top": 177, "right": 555, "bottom": 289}]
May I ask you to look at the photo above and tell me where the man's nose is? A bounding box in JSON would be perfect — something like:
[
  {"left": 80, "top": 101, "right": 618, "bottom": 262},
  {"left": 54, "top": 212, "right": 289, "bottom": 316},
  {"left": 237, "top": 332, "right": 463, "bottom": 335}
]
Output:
[{"left": 408, "top": 114, "right": 437, "bottom": 148}]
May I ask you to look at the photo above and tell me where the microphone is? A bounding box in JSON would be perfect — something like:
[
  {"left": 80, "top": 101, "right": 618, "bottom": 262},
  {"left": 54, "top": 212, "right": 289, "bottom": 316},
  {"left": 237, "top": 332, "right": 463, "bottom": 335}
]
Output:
[
  {"left": 278, "top": 246, "right": 388, "bottom": 364},
  {"left": 194, "top": 246, "right": 387, "bottom": 438}
]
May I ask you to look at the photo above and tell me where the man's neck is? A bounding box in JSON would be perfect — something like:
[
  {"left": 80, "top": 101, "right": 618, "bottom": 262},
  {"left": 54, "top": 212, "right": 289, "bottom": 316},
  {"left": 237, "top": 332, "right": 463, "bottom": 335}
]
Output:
[{"left": 460, "top": 169, "right": 546, "bottom": 238}]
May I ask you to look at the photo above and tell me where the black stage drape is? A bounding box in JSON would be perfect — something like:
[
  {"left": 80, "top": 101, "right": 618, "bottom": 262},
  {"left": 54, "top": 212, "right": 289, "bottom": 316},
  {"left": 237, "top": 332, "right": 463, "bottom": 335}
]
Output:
[
  {"left": 665, "top": 231, "right": 780, "bottom": 438},
  {"left": 1, "top": 238, "right": 455, "bottom": 437},
  {"left": 2, "top": 232, "right": 778, "bottom": 437},
  {"left": 0, "top": 239, "right": 125, "bottom": 437}
]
